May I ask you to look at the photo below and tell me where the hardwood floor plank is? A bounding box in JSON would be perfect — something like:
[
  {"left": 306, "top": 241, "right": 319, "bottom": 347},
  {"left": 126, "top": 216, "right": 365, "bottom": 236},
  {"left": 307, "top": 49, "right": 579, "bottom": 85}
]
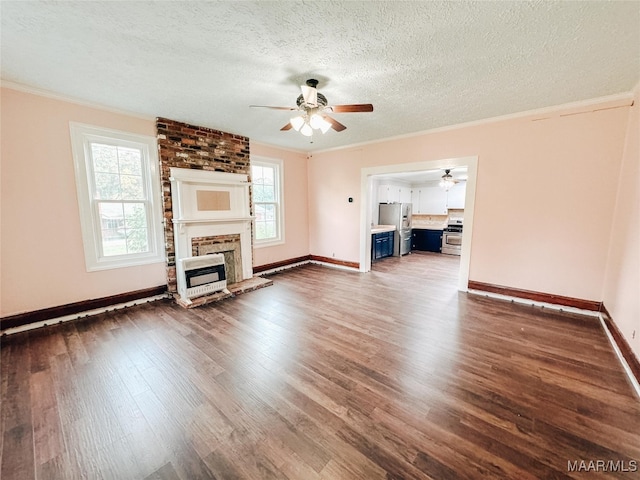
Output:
[
  {"left": 1, "top": 336, "right": 35, "bottom": 480},
  {"left": 336, "top": 423, "right": 425, "bottom": 480},
  {"left": 30, "top": 370, "right": 64, "bottom": 466},
  {"left": 214, "top": 370, "right": 332, "bottom": 473},
  {"left": 59, "top": 322, "right": 90, "bottom": 367},
  {"left": 1, "top": 424, "right": 35, "bottom": 480},
  {"left": 144, "top": 462, "right": 181, "bottom": 480},
  {"left": 205, "top": 432, "right": 288, "bottom": 480},
  {"left": 427, "top": 404, "right": 571, "bottom": 479},
  {"left": 132, "top": 388, "right": 213, "bottom": 480}
]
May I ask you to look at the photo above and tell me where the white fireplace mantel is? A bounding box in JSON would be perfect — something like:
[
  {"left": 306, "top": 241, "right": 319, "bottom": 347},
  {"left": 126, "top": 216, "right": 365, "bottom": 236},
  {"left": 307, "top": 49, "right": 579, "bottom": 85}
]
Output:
[
  {"left": 170, "top": 168, "right": 251, "bottom": 223},
  {"left": 170, "top": 168, "right": 253, "bottom": 302}
]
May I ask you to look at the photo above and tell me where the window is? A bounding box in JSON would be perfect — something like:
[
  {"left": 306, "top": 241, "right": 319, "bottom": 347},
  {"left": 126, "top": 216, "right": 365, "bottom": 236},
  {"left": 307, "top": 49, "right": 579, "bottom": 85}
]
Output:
[
  {"left": 251, "top": 158, "right": 284, "bottom": 246},
  {"left": 70, "top": 123, "right": 165, "bottom": 271}
]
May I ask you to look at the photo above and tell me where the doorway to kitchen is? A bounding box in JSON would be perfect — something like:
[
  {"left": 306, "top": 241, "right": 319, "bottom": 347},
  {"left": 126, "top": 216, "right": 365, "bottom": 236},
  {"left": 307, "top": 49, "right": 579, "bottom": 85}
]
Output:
[{"left": 359, "top": 156, "right": 478, "bottom": 293}]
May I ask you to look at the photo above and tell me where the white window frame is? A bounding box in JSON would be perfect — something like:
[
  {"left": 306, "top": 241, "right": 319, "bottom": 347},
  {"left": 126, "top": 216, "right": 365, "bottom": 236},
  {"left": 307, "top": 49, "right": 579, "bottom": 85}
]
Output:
[
  {"left": 70, "top": 122, "right": 165, "bottom": 271},
  {"left": 251, "top": 157, "right": 284, "bottom": 248}
]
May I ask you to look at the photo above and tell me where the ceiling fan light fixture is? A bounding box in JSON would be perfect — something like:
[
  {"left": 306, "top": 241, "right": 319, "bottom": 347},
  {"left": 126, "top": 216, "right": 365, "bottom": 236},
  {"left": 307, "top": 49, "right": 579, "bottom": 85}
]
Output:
[
  {"left": 318, "top": 118, "right": 332, "bottom": 134},
  {"left": 309, "top": 113, "right": 322, "bottom": 129},
  {"left": 300, "top": 123, "right": 313, "bottom": 137},
  {"left": 439, "top": 169, "right": 456, "bottom": 191},
  {"left": 310, "top": 114, "right": 331, "bottom": 133},
  {"left": 290, "top": 115, "right": 305, "bottom": 131}
]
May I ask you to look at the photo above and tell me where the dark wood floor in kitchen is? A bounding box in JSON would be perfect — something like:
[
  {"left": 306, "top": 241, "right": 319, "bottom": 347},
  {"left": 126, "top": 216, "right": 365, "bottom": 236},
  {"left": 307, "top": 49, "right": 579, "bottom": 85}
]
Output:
[{"left": 2, "top": 253, "right": 639, "bottom": 480}]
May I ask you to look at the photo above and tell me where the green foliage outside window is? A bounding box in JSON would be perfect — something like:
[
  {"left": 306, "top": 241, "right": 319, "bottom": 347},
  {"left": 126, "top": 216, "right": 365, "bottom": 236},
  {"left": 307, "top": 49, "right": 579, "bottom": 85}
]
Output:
[
  {"left": 252, "top": 164, "right": 279, "bottom": 241},
  {"left": 92, "top": 143, "right": 150, "bottom": 256}
]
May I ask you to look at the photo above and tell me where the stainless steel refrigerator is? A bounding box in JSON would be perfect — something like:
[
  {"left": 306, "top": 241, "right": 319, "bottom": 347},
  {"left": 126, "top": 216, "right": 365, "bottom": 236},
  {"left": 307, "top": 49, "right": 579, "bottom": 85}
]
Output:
[{"left": 379, "top": 203, "right": 412, "bottom": 256}]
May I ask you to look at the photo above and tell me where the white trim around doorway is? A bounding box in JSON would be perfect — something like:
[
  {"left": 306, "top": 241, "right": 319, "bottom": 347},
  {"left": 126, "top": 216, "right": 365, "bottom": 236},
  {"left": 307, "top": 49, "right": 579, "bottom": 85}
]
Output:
[{"left": 360, "top": 156, "right": 478, "bottom": 292}]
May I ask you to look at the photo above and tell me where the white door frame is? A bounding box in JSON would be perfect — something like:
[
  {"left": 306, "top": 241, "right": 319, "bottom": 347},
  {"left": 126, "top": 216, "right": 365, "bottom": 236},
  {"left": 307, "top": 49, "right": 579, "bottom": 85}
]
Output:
[{"left": 359, "top": 156, "right": 478, "bottom": 292}]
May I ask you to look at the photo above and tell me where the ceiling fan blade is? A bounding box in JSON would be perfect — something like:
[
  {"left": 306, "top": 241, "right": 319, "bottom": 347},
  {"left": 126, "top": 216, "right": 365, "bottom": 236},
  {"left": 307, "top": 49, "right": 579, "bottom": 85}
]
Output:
[
  {"left": 323, "top": 115, "right": 347, "bottom": 132},
  {"left": 301, "top": 85, "right": 318, "bottom": 106},
  {"left": 249, "top": 105, "right": 297, "bottom": 110},
  {"left": 329, "top": 104, "right": 374, "bottom": 113},
  {"left": 280, "top": 122, "right": 293, "bottom": 131}
]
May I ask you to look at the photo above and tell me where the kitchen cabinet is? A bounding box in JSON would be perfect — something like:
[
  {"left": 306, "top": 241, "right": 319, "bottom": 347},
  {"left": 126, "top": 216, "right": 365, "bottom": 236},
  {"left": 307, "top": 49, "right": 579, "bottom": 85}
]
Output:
[
  {"left": 414, "top": 186, "right": 448, "bottom": 214},
  {"left": 372, "top": 231, "right": 394, "bottom": 260},
  {"left": 411, "top": 182, "right": 466, "bottom": 213},
  {"left": 378, "top": 184, "right": 411, "bottom": 205},
  {"left": 412, "top": 229, "right": 443, "bottom": 253},
  {"left": 377, "top": 184, "right": 399, "bottom": 204},
  {"left": 399, "top": 186, "right": 412, "bottom": 204},
  {"left": 411, "top": 189, "right": 419, "bottom": 208},
  {"left": 447, "top": 182, "right": 466, "bottom": 209}
]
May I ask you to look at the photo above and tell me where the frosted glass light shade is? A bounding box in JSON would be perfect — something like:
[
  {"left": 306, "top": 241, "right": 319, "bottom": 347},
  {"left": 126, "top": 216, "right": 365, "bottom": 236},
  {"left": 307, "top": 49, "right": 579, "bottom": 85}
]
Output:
[
  {"left": 290, "top": 116, "right": 305, "bottom": 131},
  {"left": 439, "top": 175, "right": 455, "bottom": 191},
  {"left": 300, "top": 123, "right": 313, "bottom": 137}
]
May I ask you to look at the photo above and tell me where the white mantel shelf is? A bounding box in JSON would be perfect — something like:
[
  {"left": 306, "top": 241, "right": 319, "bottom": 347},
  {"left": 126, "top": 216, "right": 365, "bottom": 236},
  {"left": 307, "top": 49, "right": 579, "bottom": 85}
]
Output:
[
  {"left": 169, "top": 168, "right": 249, "bottom": 184},
  {"left": 172, "top": 217, "right": 254, "bottom": 224}
]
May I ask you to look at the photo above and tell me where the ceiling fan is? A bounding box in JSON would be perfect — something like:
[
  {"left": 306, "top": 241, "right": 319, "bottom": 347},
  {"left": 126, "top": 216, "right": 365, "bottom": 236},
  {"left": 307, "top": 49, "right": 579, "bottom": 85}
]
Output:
[
  {"left": 250, "top": 79, "right": 373, "bottom": 137},
  {"left": 439, "top": 169, "right": 460, "bottom": 191}
]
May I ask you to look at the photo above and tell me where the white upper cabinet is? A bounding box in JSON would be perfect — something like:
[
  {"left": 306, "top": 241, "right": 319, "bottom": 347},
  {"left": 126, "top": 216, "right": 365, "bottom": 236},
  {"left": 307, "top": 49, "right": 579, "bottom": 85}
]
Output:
[
  {"left": 447, "top": 182, "right": 466, "bottom": 209},
  {"left": 377, "top": 184, "right": 399, "bottom": 203},
  {"left": 411, "top": 182, "right": 466, "bottom": 213},
  {"left": 378, "top": 183, "right": 411, "bottom": 204},
  {"left": 411, "top": 189, "right": 419, "bottom": 207},
  {"left": 399, "top": 186, "right": 412, "bottom": 204},
  {"left": 416, "top": 186, "right": 448, "bottom": 214}
]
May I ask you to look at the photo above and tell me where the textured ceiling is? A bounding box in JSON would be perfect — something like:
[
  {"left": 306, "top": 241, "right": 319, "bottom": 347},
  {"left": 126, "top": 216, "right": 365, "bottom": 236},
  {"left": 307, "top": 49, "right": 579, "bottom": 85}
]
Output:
[{"left": 2, "top": 1, "right": 639, "bottom": 153}]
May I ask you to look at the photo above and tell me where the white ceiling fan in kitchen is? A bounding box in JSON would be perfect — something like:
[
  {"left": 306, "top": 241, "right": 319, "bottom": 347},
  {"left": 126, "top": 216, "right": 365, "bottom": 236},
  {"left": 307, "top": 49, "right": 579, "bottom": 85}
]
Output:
[{"left": 250, "top": 79, "right": 374, "bottom": 140}]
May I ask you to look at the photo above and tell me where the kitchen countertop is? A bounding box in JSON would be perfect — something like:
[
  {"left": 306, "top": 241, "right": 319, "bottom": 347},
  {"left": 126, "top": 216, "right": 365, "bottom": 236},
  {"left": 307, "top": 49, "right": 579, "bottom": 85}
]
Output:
[
  {"left": 371, "top": 224, "right": 396, "bottom": 234},
  {"left": 411, "top": 222, "right": 447, "bottom": 230}
]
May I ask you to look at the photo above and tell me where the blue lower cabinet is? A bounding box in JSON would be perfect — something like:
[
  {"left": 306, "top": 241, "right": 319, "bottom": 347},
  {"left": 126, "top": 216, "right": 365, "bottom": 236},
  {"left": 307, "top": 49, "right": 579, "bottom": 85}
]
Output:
[
  {"left": 372, "top": 231, "right": 394, "bottom": 260},
  {"left": 412, "top": 229, "right": 443, "bottom": 253}
]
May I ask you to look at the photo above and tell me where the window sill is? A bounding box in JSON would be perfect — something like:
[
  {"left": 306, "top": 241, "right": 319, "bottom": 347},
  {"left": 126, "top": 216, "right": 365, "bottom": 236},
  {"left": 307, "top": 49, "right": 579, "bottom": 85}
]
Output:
[
  {"left": 86, "top": 255, "right": 165, "bottom": 272},
  {"left": 253, "top": 239, "right": 285, "bottom": 249}
]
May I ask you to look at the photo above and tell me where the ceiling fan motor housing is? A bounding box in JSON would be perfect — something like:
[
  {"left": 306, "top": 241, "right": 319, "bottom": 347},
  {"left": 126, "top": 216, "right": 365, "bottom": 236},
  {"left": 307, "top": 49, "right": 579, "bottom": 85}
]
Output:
[{"left": 297, "top": 92, "right": 328, "bottom": 108}]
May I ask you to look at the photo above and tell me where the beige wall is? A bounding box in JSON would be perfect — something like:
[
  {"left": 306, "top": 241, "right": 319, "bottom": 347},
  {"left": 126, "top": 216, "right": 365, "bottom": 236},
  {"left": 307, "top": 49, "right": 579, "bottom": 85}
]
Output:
[
  {"left": 603, "top": 85, "right": 640, "bottom": 360},
  {"left": 308, "top": 148, "right": 364, "bottom": 261},
  {"left": 250, "top": 142, "right": 309, "bottom": 267},
  {"left": 1, "top": 87, "right": 167, "bottom": 316},
  {"left": 308, "top": 98, "right": 631, "bottom": 303}
]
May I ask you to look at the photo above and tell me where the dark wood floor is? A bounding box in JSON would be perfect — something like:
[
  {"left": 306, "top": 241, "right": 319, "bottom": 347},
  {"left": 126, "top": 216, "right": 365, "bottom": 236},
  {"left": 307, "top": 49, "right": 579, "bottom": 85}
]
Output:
[{"left": 2, "top": 253, "right": 639, "bottom": 479}]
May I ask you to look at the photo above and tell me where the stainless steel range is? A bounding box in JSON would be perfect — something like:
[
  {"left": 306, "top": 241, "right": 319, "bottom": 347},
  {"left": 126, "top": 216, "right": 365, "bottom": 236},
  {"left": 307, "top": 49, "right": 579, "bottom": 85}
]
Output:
[{"left": 442, "top": 219, "right": 463, "bottom": 256}]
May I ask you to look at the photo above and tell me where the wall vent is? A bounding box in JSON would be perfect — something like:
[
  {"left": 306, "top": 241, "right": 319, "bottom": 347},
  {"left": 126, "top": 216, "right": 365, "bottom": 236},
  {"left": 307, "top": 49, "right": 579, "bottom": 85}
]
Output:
[{"left": 178, "top": 253, "right": 227, "bottom": 300}]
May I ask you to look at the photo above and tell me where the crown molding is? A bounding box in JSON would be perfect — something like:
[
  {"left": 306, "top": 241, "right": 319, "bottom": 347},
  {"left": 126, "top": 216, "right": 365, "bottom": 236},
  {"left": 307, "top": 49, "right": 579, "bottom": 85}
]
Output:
[
  {"left": 311, "top": 91, "right": 636, "bottom": 155},
  {"left": 1, "top": 80, "right": 155, "bottom": 121}
]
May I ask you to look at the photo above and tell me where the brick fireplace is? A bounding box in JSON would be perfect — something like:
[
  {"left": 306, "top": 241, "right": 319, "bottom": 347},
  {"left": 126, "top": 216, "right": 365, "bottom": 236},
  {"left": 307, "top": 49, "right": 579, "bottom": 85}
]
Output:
[
  {"left": 157, "top": 118, "right": 271, "bottom": 307},
  {"left": 157, "top": 117, "right": 250, "bottom": 293}
]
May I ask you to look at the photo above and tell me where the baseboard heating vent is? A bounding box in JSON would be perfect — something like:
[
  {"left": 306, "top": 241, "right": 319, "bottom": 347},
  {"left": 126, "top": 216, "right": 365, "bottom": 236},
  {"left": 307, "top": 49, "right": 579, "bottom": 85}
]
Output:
[{"left": 178, "top": 254, "right": 227, "bottom": 300}]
